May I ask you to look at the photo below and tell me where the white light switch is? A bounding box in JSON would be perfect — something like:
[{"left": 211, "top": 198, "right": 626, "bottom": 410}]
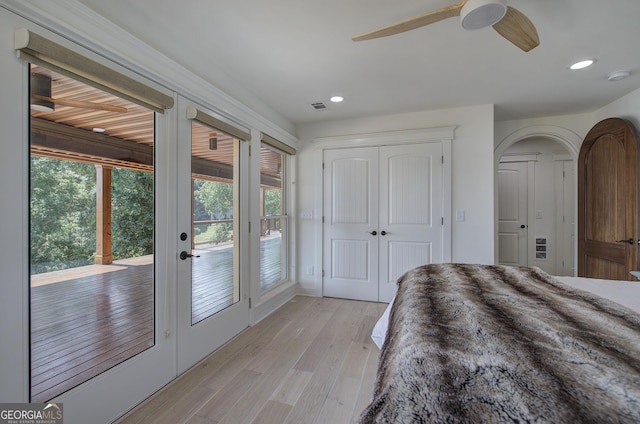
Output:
[
  {"left": 455, "top": 210, "right": 465, "bottom": 222},
  {"left": 301, "top": 209, "right": 313, "bottom": 219}
]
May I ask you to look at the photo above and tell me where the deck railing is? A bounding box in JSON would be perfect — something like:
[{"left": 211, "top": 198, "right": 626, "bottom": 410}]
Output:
[{"left": 193, "top": 219, "right": 233, "bottom": 246}]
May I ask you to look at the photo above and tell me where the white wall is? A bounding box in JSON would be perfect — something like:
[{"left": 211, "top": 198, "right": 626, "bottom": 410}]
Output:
[
  {"left": 495, "top": 113, "right": 594, "bottom": 153},
  {"left": 594, "top": 88, "right": 640, "bottom": 130},
  {"left": 495, "top": 88, "right": 640, "bottom": 155},
  {"left": 295, "top": 105, "right": 495, "bottom": 296}
]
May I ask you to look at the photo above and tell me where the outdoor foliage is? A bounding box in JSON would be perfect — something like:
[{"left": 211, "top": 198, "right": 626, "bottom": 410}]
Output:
[
  {"left": 30, "top": 157, "right": 96, "bottom": 273},
  {"left": 111, "top": 168, "right": 154, "bottom": 260},
  {"left": 264, "top": 189, "right": 281, "bottom": 216},
  {"left": 30, "top": 157, "right": 154, "bottom": 274},
  {"left": 30, "top": 158, "right": 245, "bottom": 273},
  {"left": 193, "top": 179, "right": 233, "bottom": 243}
]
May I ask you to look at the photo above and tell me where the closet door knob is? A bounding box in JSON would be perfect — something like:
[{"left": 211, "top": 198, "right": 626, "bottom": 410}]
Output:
[
  {"left": 381, "top": 231, "right": 388, "bottom": 236},
  {"left": 369, "top": 231, "right": 377, "bottom": 236}
]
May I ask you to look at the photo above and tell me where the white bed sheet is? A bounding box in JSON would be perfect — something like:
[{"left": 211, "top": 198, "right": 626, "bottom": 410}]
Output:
[{"left": 371, "top": 275, "right": 640, "bottom": 349}]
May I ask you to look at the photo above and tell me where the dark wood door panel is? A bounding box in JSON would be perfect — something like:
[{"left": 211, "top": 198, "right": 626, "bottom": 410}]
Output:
[
  {"left": 578, "top": 118, "right": 640, "bottom": 280},
  {"left": 585, "top": 255, "right": 628, "bottom": 280}
]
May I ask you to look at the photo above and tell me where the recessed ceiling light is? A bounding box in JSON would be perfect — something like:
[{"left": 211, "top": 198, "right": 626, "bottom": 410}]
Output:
[
  {"left": 330, "top": 96, "right": 344, "bottom": 103},
  {"left": 569, "top": 59, "right": 596, "bottom": 70},
  {"left": 93, "top": 127, "right": 106, "bottom": 133}
]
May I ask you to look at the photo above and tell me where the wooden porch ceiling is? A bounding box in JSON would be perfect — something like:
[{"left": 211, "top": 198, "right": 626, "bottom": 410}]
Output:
[{"left": 30, "top": 65, "right": 282, "bottom": 187}]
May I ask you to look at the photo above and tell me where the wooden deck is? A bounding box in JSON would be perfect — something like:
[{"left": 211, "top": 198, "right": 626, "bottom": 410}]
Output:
[{"left": 30, "top": 236, "right": 284, "bottom": 402}]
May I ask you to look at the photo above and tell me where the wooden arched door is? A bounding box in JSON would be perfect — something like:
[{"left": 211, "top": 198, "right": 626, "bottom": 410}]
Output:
[{"left": 578, "top": 118, "right": 640, "bottom": 280}]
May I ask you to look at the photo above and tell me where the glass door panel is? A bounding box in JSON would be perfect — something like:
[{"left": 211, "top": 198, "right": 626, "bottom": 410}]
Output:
[
  {"left": 29, "top": 65, "right": 156, "bottom": 402},
  {"left": 190, "top": 121, "right": 240, "bottom": 324},
  {"left": 259, "top": 145, "right": 288, "bottom": 293},
  {"left": 176, "top": 99, "right": 249, "bottom": 374}
]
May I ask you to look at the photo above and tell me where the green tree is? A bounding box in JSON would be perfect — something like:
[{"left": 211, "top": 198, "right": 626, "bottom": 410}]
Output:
[
  {"left": 111, "top": 168, "right": 154, "bottom": 259},
  {"left": 194, "top": 180, "right": 233, "bottom": 218},
  {"left": 264, "top": 189, "right": 281, "bottom": 215},
  {"left": 193, "top": 179, "right": 234, "bottom": 242},
  {"left": 30, "top": 158, "right": 155, "bottom": 273},
  {"left": 30, "top": 157, "right": 96, "bottom": 273}
]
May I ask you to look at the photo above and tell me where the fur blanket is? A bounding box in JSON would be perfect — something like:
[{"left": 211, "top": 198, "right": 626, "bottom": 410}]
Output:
[{"left": 359, "top": 264, "right": 640, "bottom": 423}]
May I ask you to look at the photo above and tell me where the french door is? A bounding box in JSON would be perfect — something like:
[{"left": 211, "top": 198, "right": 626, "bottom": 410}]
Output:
[
  {"left": 176, "top": 98, "right": 250, "bottom": 373},
  {"left": 25, "top": 62, "right": 175, "bottom": 423},
  {"left": 2, "top": 10, "right": 253, "bottom": 422},
  {"left": 323, "top": 143, "right": 444, "bottom": 302}
]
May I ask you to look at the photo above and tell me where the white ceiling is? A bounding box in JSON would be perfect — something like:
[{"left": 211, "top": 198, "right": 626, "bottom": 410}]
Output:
[{"left": 75, "top": 0, "right": 640, "bottom": 125}]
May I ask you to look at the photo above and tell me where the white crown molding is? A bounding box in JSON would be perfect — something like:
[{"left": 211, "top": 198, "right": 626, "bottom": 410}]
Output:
[
  {"left": 312, "top": 126, "right": 457, "bottom": 148},
  {"left": 1, "top": 0, "right": 297, "bottom": 144},
  {"left": 500, "top": 152, "right": 539, "bottom": 163}
]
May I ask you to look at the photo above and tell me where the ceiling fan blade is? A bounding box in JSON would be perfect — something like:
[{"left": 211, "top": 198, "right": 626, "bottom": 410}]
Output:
[
  {"left": 352, "top": 0, "right": 467, "bottom": 42},
  {"left": 33, "top": 94, "right": 128, "bottom": 113},
  {"left": 492, "top": 6, "right": 539, "bottom": 52}
]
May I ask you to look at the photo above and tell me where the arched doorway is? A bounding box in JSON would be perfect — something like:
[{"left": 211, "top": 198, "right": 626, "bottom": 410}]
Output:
[{"left": 495, "top": 126, "right": 582, "bottom": 276}]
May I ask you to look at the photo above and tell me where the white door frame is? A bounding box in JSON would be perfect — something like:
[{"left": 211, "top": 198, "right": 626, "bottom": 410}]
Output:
[
  {"left": 175, "top": 96, "right": 250, "bottom": 374},
  {"left": 494, "top": 126, "right": 581, "bottom": 269},
  {"left": 554, "top": 156, "right": 576, "bottom": 276},
  {"left": 0, "top": 34, "right": 177, "bottom": 424},
  {"left": 314, "top": 127, "right": 455, "bottom": 300}
]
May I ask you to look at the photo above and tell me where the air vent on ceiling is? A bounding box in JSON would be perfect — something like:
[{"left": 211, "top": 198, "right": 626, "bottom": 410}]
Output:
[{"left": 311, "top": 102, "right": 328, "bottom": 111}]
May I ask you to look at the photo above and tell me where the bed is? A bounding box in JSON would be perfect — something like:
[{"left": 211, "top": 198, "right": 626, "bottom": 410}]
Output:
[{"left": 361, "top": 263, "right": 640, "bottom": 423}]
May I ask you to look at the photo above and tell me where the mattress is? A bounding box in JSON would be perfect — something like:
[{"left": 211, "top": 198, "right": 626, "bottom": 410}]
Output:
[{"left": 372, "top": 274, "right": 640, "bottom": 349}]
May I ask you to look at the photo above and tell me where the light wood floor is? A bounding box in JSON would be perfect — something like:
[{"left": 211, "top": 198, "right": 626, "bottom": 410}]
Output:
[{"left": 116, "top": 296, "right": 387, "bottom": 424}]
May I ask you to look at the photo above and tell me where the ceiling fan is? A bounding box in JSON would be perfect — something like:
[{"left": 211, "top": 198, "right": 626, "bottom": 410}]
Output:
[
  {"left": 352, "top": 0, "right": 539, "bottom": 52},
  {"left": 31, "top": 72, "right": 128, "bottom": 113}
]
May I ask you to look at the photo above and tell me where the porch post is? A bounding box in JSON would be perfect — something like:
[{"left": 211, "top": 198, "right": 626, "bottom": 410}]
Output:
[{"left": 95, "top": 165, "right": 113, "bottom": 264}]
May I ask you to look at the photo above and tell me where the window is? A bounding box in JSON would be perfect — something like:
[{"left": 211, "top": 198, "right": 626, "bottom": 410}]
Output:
[{"left": 259, "top": 144, "right": 290, "bottom": 293}]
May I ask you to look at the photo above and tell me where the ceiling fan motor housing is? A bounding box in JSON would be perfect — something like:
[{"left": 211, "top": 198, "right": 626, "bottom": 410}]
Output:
[{"left": 461, "top": 0, "right": 507, "bottom": 30}]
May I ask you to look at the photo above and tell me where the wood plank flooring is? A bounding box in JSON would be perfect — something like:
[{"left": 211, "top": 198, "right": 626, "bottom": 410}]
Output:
[
  {"left": 116, "top": 296, "right": 387, "bottom": 424},
  {"left": 30, "top": 237, "right": 283, "bottom": 402},
  {"left": 30, "top": 257, "right": 154, "bottom": 403}
]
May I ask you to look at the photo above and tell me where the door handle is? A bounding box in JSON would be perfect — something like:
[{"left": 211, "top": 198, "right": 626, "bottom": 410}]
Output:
[
  {"left": 381, "top": 231, "right": 388, "bottom": 236},
  {"left": 180, "top": 251, "right": 200, "bottom": 260},
  {"left": 616, "top": 238, "right": 635, "bottom": 245},
  {"left": 520, "top": 224, "right": 526, "bottom": 229},
  {"left": 369, "top": 231, "right": 377, "bottom": 236}
]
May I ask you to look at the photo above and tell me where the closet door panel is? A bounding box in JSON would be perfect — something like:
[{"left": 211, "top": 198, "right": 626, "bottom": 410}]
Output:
[{"left": 379, "top": 144, "right": 443, "bottom": 302}]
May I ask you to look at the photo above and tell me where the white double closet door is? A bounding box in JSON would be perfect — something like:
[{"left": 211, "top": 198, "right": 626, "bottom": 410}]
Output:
[{"left": 323, "top": 143, "right": 444, "bottom": 302}]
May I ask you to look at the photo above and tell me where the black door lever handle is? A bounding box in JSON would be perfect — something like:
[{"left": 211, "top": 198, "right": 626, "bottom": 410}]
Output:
[
  {"left": 615, "top": 238, "right": 635, "bottom": 245},
  {"left": 180, "top": 251, "right": 201, "bottom": 260}
]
